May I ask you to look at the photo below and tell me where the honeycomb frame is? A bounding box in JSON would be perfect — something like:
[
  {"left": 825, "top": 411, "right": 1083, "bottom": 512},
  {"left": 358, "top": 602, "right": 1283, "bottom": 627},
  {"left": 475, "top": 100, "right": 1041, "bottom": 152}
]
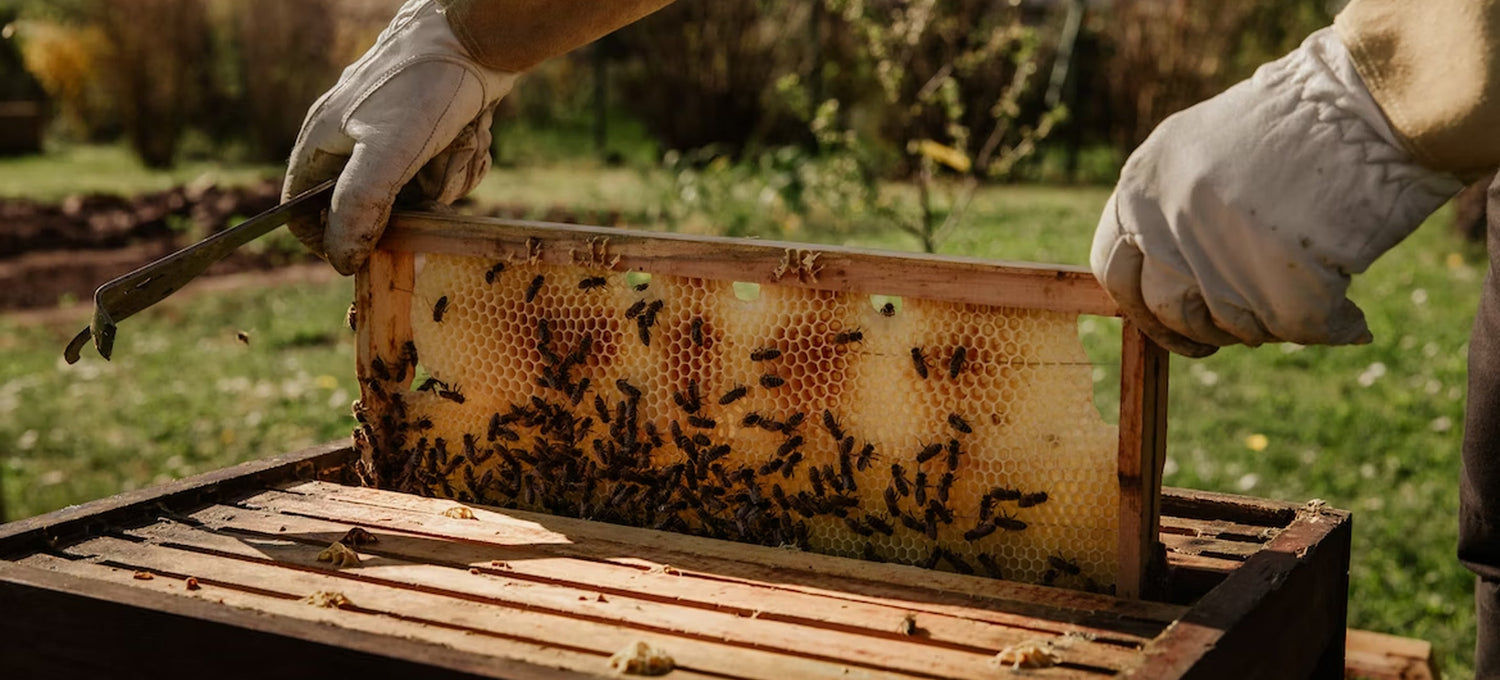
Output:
[{"left": 353, "top": 212, "right": 1169, "bottom": 599}]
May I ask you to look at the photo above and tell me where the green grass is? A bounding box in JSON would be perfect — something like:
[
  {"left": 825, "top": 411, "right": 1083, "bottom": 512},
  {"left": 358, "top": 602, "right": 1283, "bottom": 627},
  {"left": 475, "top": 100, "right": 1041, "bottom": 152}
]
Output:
[
  {"left": 0, "top": 144, "right": 282, "bottom": 200},
  {"left": 0, "top": 150, "right": 1482, "bottom": 675}
]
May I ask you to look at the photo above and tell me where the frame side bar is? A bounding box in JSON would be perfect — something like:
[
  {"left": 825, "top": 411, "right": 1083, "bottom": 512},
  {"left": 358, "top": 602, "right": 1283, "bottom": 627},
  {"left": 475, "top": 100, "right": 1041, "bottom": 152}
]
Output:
[{"left": 1116, "top": 323, "right": 1169, "bottom": 599}]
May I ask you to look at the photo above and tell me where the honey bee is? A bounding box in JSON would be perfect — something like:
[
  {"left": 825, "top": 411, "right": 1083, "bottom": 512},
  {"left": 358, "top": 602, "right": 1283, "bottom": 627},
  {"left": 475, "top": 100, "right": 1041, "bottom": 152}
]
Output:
[
  {"left": 750, "top": 347, "right": 782, "bottom": 362},
  {"left": 879, "top": 302, "right": 896, "bottom": 317},
  {"left": 989, "top": 486, "right": 1022, "bottom": 502},
  {"left": 936, "top": 472, "right": 954, "bottom": 504},
  {"left": 634, "top": 282, "right": 650, "bottom": 292},
  {"left": 943, "top": 552, "right": 975, "bottom": 576},
  {"left": 616, "top": 379, "right": 642, "bottom": 400},
  {"left": 687, "top": 415, "right": 717, "bottom": 429},
  {"left": 927, "top": 500, "right": 954, "bottom": 524},
  {"left": 844, "top": 517, "right": 874, "bottom": 537},
  {"left": 643, "top": 300, "right": 663, "bottom": 325},
  {"left": 833, "top": 329, "right": 863, "bottom": 344},
  {"left": 821, "top": 410, "right": 844, "bottom": 441},
  {"left": 916, "top": 442, "right": 943, "bottom": 464},
  {"left": 776, "top": 435, "right": 805, "bottom": 457},
  {"left": 741, "top": 412, "right": 763, "bottom": 427},
  {"left": 1018, "top": 491, "right": 1049, "bottom": 508},
  {"left": 759, "top": 374, "right": 785, "bottom": 389},
  {"left": 484, "top": 262, "right": 505, "bottom": 283},
  {"left": 994, "top": 512, "right": 1027, "bottom": 532},
  {"left": 370, "top": 357, "right": 391, "bottom": 382},
  {"left": 718, "top": 385, "right": 749, "bottom": 405},
  {"left": 947, "top": 413, "right": 972, "bottom": 434},
  {"left": 890, "top": 464, "right": 911, "bottom": 496},
  {"left": 759, "top": 457, "right": 785, "bottom": 476},
  {"left": 690, "top": 317, "right": 706, "bottom": 347},
  {"left": 625, "top": 299, "right": 647, "bottom": 319},
  {"left": 948, "top": 346, "right": 967, "bottom": 379},
  {"left": 862, "top": 544, "right": 886, "bottom": 563},
  {"left": 976, "top": 554, "right": 1004, "bottom": 579},
  {"left": 963, "top": 521, "right": 997, "bottom": 542},
  {"left": 579, "top": 276, "right": 607, "bottom": 290},
  {"left": 807, "top": 466, "right": 826, "bottom": 496},
  {"left": 855, "top": 444, "right": 877, "bottom": 471},
  {"left": 884, "top": 486, "right": 902, "bottom": 515},
  {"left": 593, "top": 395, "right": 611, "bottom": 423},
  {"left": 1047, "top": 555, "right": 1081, "bottom": 576},
  {"left": 913, "top": 472, "right": 928, "bottom": 506},
  {"left": 865, "top": 514, "right": 894, "bottom": 536},
  {"left": 525, "top": 275, "right": 545, "bottom": 302},
  {"left": 946, "top": 439, "right": 962, "bottom": 471},
  {"left": 781, "top": 451, "right": 804, "bottom": 477},
  {"left": 923, "top": 511, "right": 939, "bottom": 540},
  {"left": 432, "top": 295, "right": 449, "bottom": 322},
  {"left": 636, "top": 316, "right": 652, "bottom": 346},
  {"left": 910, "top": 348, "right": 929, "bottom": 379},
  {"left": 899, "top": 513, "right": 925, "bottom": 533},
  {"left": 437, "top": 385, "right": 466, "bottom": 404}
]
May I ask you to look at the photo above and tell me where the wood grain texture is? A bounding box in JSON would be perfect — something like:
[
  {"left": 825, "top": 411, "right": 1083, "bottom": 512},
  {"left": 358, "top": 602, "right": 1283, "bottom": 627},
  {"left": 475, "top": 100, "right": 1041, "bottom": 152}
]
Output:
[
  {"left": 1115, "top": 323, "right": 1169, "bottom": 599},
  {"left": 271, "top": 480, "right": 1188, "bottom": 627},
  {"left": 381, "top": 212, "right": 1119, "bottom": 316},
  {"left": 0, "top": 560, "right": 583, "bottom": 680},
  {"left": 1129, "top": 505, "right": 1352, "bottom": 679},
  {"left": 0, "top": 442, "right": 353, "bottom": 558},
  {"left": 1344, "top": 629, "right": 1441, "bottom": 680}
]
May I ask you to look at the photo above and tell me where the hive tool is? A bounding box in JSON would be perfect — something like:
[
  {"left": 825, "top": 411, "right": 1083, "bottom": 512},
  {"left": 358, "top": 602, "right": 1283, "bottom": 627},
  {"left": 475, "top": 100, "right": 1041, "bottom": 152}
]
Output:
[{"left": 63, "top": 179, "right": 336, "bottom": 364}]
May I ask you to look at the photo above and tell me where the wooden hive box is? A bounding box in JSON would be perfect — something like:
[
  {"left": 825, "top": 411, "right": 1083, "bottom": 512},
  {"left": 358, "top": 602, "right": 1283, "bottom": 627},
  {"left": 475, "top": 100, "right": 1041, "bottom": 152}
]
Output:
[{"left": 0, "top": 214, "right": 1351, "bottom": 678}]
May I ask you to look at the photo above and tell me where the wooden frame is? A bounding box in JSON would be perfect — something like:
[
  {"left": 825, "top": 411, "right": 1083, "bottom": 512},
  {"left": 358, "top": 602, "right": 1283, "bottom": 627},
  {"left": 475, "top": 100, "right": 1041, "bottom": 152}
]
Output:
[
  {"left": 355, "top": 212, "right": 1169, "bottom": 599},
  {"left": 0, "top": 444, "right": 1348, "bottom": 679}
]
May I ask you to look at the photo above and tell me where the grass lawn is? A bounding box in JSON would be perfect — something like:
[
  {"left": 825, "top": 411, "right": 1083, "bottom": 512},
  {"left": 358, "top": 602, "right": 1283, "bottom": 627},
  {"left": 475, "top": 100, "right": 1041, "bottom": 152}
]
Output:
[{"left": 0, "top": 151, "right": 1483, "bottom": 675}]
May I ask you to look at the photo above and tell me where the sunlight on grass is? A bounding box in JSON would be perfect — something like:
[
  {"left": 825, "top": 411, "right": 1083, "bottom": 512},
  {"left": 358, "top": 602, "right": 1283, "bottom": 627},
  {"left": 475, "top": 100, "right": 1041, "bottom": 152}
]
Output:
[{"left": 0, "top": 144, "right": 282, "bottom": 201}]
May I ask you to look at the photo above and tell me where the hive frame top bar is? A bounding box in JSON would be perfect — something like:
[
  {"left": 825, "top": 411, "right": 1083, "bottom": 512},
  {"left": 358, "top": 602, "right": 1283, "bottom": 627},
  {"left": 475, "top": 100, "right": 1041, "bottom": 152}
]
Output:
[{"left": 382, "top": 212, "right": 1120, "bottom": 318}]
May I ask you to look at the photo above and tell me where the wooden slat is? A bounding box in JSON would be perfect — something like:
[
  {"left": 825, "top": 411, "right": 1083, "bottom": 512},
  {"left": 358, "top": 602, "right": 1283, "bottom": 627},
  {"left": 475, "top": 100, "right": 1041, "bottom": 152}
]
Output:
[
  {"left": 271, "top": 480, "right": 1187, "bottom": 627},
  {"left": 1129, "top": 505, "right": 1352, "bottom": 679},
  {"left": 1158, "top": 533, "right": 1259, "bottom": 561},
  {"left": 381, "top": 213, "right": 1119, "bottom": 316},
  {"left": 57, "top": 532, "right": 1090, "bottom": 680},
  {"left": 1344, "top": 629, "right": 1440, "bottom": 680},
  {"left": 355, "top": 249, "right": 415, "bottom": 483},
  {"left": 0, "top": 559, "right": 582, "bottom": 680},
  {"left": 1116, "top": 323, "right": 1169, "bottom": 599},
  {"left": 0, "top": 442, "right": 353, "bottom": 557},
  {"left": 17, "top": 553, "right": 714, "bottom": 680},
  {"left": 160, "top": 501, "right": 1147, "bottom": 665},
  {"left": 1160, "top": 516, "right": 1280, "bottom": 544},
  {"left": 1159, "top": 487, "right": 1299, "bottom": 527}
]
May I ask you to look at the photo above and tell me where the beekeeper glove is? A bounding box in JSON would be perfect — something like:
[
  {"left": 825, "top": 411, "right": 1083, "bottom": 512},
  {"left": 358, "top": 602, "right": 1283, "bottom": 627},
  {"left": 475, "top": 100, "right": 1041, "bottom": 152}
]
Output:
[
  {"left": 1090, "top": 27, "right": 1464, "bottom": 357},
  {"left": 284, "top": 0, "right": 516, "bottom": 275}
]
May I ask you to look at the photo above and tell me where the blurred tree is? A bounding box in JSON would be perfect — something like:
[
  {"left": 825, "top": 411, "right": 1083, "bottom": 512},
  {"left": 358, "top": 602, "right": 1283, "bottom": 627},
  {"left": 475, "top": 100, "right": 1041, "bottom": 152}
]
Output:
[
  {"left": 94, "top": 0, "right": 212, "bottom": 168},
  {"left": 1097, "top": 0, "right": 1334, "bottom": 156},
  {"left": 227, "top": 0, "right": 341, "bottom": 162},
  {"left": 613, "top": 0, "right": 816, "bottom": 155}
]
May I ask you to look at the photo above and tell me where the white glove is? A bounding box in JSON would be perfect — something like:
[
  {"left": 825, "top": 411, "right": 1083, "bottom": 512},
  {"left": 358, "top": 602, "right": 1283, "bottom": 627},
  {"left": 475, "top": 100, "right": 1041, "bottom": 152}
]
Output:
[
  {"left": 1091, "top": 28, "right": 1464, "bottom": 357},
  {"left": 284, "top": 0, "right": 517, "bottom": 275}
]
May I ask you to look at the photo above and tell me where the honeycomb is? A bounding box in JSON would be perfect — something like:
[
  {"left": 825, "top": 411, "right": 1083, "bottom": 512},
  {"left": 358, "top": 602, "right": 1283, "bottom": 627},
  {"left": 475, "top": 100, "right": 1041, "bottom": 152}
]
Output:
[{"left": 358, "top": 252, "right": 1118, "bottom": 591}]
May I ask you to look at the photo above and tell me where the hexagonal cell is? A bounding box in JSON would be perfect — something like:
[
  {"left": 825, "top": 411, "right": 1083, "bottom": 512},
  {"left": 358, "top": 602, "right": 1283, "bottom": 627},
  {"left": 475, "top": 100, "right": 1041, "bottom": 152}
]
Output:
[{"left": 375, "top": 253, "right": 1119, "bottom": 592}]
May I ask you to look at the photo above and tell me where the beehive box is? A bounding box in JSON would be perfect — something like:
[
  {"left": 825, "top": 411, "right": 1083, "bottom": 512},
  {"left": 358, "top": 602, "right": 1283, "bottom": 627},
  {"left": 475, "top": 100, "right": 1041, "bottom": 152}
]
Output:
[
  {"left": 352, "top": 213, "right": 1168, "bottom": 598},
  {"left": 0, "top": 443, "right": 1351, "bottom": 679}
]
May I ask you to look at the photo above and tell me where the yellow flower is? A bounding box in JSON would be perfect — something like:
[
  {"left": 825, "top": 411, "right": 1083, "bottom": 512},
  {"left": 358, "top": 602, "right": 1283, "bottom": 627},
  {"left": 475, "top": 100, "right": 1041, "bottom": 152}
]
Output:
[
  {"left": 315, "top": 375, "right": 339, "bottom": 390},
  {"left": 1245, "top": 434, "right": 1269, "bottom": 452}
]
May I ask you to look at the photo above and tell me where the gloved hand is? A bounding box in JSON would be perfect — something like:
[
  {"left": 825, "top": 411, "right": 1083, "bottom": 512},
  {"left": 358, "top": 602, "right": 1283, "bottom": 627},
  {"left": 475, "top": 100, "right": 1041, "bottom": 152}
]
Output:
[
  {"left": 1091, "top": 27, "right": 1464, "bottom": 357},
  {"left": 284, "top": 0, "right": 517, "bottom": 275}
]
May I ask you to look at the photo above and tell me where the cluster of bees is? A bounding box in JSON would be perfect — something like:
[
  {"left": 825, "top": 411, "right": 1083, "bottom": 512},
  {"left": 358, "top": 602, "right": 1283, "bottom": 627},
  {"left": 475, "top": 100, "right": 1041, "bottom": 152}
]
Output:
[{"left": 354, "top": 254, "right": 1114, "bottom": 591}]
